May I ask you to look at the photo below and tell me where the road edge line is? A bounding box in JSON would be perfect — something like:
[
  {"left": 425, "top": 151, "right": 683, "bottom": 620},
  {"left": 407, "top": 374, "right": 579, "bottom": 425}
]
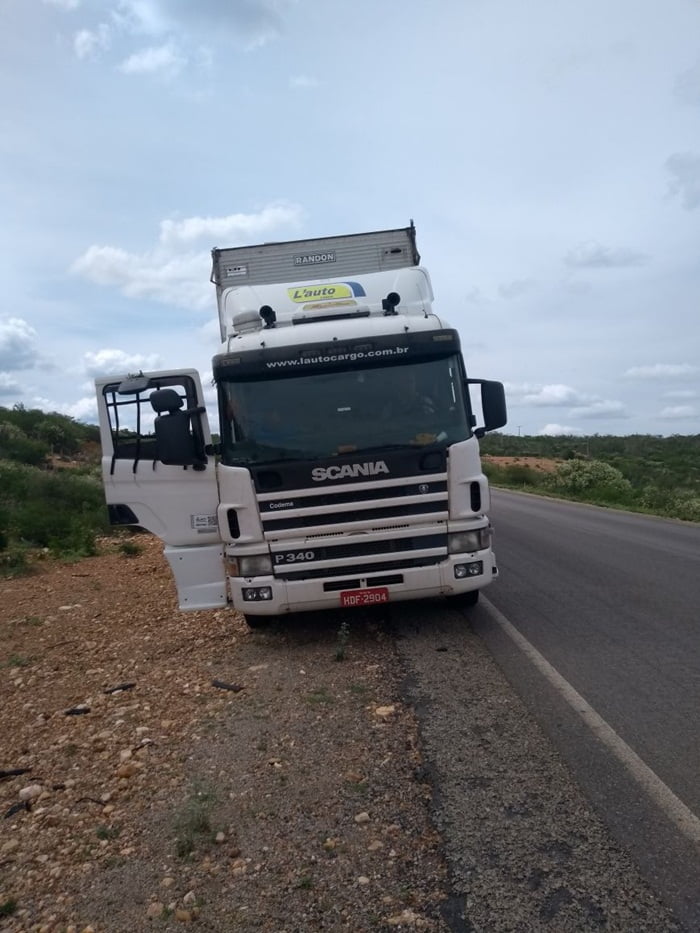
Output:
[{"left": 481, "top": 596, "right": 700, "bottom": 848}]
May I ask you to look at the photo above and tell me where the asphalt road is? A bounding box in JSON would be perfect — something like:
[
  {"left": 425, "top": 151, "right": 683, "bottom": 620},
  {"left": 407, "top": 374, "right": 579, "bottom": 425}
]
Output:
[{"left": 472, "top": 489, "right": 700, "bottom": 929}]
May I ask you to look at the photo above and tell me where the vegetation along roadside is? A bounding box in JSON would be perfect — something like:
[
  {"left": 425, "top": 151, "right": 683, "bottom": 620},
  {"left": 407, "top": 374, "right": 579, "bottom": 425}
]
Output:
[
  {"left": 1, "top": 405, "right": 699, "bottom": 583},
  {"left": 480, "top": 432, "right": 700, "bottom": 523}
]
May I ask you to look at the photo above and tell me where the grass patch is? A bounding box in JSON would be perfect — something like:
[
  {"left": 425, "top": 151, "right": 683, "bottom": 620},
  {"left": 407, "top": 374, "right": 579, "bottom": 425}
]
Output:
[
  {"left": 174, "top": 783, "right": 217, "bottom": 858},
  {"left": 95, "top": 824, "right": 121, "bottom": 840},
  {"left": 349, "top": 683, "right": 369, "bottom": 696},
  {"left": 19, "top": 615, "right": 43, "bottom": 626},
  {"left": 334, "top": 621, "right": 350, "bottom": 661},
  {"left": 118, "top": 539, "right": 142, "bottom": 557},
  {"left": 3, "top": 654, "right": 33, "bottom": 668},
  {"left": 0, "top": 899, "right": 17, "bottom": 918},
  {"left": 305, "top": 688, "right": 333, "bottom": 705}
]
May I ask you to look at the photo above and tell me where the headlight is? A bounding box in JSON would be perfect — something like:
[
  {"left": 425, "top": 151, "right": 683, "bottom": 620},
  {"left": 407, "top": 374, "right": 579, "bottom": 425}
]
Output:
[
  {"left": 448, "top": 527, "right": 491, "bottom": 554},
  {"left": 228, "top": 554, "right": 273, "bottom": 577}
]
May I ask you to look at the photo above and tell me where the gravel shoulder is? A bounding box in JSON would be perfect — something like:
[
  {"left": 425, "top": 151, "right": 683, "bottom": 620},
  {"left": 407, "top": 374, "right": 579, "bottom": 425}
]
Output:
[
  {"left": 0, "top": 536, "right": 446, "bottom": 932},
  {"left": 0, "top": 536, "right": 685, "bottom": 932}
]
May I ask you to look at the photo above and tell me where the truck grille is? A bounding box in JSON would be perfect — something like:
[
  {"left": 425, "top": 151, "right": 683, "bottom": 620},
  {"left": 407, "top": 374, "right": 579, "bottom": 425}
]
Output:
[
  {"left": 260, "top": 479, "right": 448, "bottom": 534},
  {"left": 261, "top": 475, "right": 449, "bottom": 581}
]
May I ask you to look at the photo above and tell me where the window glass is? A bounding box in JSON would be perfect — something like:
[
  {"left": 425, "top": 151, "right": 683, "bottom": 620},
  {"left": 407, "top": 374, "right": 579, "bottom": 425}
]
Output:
[
  {"left": 219, "top": 356, "right": 470, "bottom": 464},
  {"left": 102, "top": 375, "right": 199, "bottom": 462}
]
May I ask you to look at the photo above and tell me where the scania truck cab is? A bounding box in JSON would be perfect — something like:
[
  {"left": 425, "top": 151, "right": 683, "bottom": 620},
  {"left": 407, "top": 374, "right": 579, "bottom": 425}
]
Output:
[{"left": 95, "top": 224, "right": 507, "bottom": 626}]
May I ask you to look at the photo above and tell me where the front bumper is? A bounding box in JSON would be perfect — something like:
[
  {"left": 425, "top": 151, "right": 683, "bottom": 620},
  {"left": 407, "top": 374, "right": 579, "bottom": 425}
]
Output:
[{"left": 228, "top": 549, "right": 497, "bottom": 616}]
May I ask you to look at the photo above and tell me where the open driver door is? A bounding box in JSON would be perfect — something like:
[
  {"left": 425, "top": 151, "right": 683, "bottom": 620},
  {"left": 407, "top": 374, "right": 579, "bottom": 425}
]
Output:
[{"left": 95, "top": 369, "right": 228, "bottom": 610}]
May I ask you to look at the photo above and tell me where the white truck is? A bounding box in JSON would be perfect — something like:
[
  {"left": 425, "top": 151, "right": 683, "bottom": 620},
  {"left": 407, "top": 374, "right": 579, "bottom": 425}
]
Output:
[{"left": 95, "top": 224, "right": 507, "bottom": 627}]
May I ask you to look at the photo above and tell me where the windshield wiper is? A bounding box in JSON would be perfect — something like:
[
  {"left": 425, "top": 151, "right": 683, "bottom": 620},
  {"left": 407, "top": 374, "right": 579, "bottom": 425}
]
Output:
[{"left": 232, "top": 447, "right": 321, "bottom": 465}]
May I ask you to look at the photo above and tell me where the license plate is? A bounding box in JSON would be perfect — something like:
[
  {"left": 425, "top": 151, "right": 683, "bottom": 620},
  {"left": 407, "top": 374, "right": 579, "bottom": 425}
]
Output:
[{"left": 339, "top": 587, "right": 389, "bottom": 608}]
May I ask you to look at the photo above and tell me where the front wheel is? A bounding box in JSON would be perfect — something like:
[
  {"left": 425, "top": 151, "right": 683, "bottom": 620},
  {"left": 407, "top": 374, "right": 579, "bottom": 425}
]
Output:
[{"left": 446, "top": 589, "right": 479, "bottom": 609}]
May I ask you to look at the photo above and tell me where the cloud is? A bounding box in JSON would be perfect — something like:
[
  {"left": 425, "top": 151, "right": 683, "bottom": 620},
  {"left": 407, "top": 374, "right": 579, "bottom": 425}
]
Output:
[
  {"left": 158, "top": 203, "right": 302, "bottom": 248},
  {"left": 666, "top": 152, "right": 700, "bottom": 210},
  {"left": 290, "top": 75, "right": 319, "bottom": 89},
  {"left": 0, "top": 318, "right": 38, "bottom": 371},
  {"left": 624, "top": 363, "right": 698, "bottom": 379},
  {"left": 66, "top": 396, "right": 99, "bottom": 421},
  {"left": 71, "top": 204, "right": 303, "bottom": 311},
  {"left": 0, "top": 373, "right": 22, "bottom": 397},
  {"left": 521, "top": 384, "right": 584, "bottom": 407},
  {"left": 562, "top": 279, "right": 593, "bottom": 296},
  {"left": 110, "top": 0, "right": 170, "bottom": 35},
  {"left": 663, "top": 389, "right": 697, "bottom": 400},
  {"left": 119, "top": 43, "right": 186, "bottom": 76},
  {"left": 564, "top": 241, "right": 649, "bottom": 269},
  {"left": 72, "top": 245, "right": 212, "bottom": 310},
  {"left": 113, "top": 0, "right": 287, "bottom": 51},
  {"left": 498, "top": 279, "right": 536, "bottom": 300},
  {"left": 569, "top": 400, "right": 628, "bottom": 419},
  {"left": 31, "top": 394, "right": 99, "bottom": 423},
  {"left": 538, "top": 424, "right": 583, "bottom": 436},
  {"left": 177, "top": 0, "right": 287, "bottom": 48},
  {"left": 659, "top": 405, "right": 697, "bottom": 419},
  {"left": 674, "top": 61, "right": 700, "bottom": 106},
  {"left": 463, "top": 287, "right": 487, "bottom": 305},
  {"left": 62, "top": 1, "right": 291, "bottom": 76},
  {"left": 74, "top": 24, "right": 110, "bottom": 59},
  {"left": 83, "top": 349, "right": 163, "bottom": 378},
  {"left": 507, "top": 382, "right": 627, "bottom": 420}
]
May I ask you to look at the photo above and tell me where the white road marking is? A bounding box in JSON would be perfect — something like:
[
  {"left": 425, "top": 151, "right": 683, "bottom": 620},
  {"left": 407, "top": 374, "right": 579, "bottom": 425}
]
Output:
[{"left": 482, "top": 597, "right": 700, "bottom": 848}]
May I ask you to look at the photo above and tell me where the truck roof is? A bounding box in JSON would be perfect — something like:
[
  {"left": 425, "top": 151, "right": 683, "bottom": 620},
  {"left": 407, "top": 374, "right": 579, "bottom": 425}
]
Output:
[
  {"left": 211, "top": 225, "right": 427, "bottom": 343},
  {"left": 216, "top": 308, "right": 451, "bottom": 361}
]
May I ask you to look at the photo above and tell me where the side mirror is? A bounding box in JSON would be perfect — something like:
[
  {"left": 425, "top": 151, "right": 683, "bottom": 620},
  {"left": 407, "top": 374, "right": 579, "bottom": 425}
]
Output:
[{"left": 466, "top": 379, "right": 507, "bottom": 437}]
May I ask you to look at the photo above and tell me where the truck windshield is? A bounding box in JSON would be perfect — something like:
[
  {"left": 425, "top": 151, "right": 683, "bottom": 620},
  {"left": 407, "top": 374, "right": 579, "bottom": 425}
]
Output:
[{"left": 219, "top": 356, "right": 471, "bottom": 465}]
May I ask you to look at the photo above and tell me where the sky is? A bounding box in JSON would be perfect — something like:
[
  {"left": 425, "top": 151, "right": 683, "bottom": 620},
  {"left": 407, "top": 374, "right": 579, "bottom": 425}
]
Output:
[{"left": 2, "top": 0, "right": 700, "bottom": 437}]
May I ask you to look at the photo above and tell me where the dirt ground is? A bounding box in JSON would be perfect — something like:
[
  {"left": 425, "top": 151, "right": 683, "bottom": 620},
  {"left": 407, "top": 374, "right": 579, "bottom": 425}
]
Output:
[
  {"left": 481, "top": 457, "right": 560, "bottom": 474},
  {"left": 0, "top": 535, "right": 447, "bottom": 932}
]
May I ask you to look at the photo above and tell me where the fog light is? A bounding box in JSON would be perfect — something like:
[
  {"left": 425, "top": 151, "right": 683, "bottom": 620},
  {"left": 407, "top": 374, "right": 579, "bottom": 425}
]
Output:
[
  {"left": 242, "top": 586, "right": 273, "bottom": 601},
  {"left": 454, "top": 561, "right": 483, "bottom": 579}
]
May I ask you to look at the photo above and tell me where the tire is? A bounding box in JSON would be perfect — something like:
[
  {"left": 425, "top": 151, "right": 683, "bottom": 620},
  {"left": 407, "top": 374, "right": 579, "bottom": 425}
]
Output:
[{"left": 446, "top": 589, "right": 479, "bottom": 609}]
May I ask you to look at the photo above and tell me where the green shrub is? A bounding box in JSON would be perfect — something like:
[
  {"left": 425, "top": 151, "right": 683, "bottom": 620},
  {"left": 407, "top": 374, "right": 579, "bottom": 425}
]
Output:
[
  {"left": 546, "top": 459, "right": 633, "bottom": 502},
  {"left": 0, "top": 547, "right": 29, "bottom": 576},
  {"left": 0, "top": 423, "right": 49, "bottom": 466},
  {"left": 0, "top": 461, "right": 109, "bottom": 560},
  {"left": 639, "top": 485, "right": 675, "bottom": 512},
  {"left": 668, "top": 494, "right": 700, "bottom": 522},
  {"left": 503, "top": 464, "right": 541, "bottom": 486},
  {"left": 0, "top": 505, "right": 9, "bottom": 550}
]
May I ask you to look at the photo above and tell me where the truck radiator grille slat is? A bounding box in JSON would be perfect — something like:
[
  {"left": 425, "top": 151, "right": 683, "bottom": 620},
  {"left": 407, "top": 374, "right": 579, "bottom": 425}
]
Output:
[
  {"left": 259, "top": 480, "right": 447, "bottom": 512},
  {"left": 273, "top": 533, "right": 445, "bottom": 565},
  {"left": 275, "top": 556, "right": 443, "bottom": 581},
  {"left": 263, "top": 498, "right": 446, "bottom": 532}
]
